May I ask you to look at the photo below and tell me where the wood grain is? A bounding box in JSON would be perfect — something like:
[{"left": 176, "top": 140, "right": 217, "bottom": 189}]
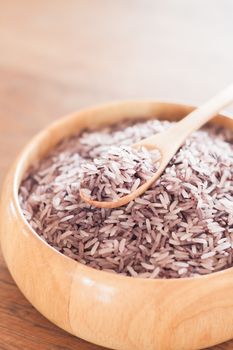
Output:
[{"left": 0, "top": 0, "right": 233, "bottom": 349}]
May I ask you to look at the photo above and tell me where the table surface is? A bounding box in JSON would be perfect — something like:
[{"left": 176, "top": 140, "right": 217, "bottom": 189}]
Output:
[{"left": 1, "top": 1, "right": 233, "bottom": 349}]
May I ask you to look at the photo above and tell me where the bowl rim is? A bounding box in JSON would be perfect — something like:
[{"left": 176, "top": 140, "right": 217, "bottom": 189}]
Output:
[{"left": 12, "top": 99, "right": 233, "bottom": 284}]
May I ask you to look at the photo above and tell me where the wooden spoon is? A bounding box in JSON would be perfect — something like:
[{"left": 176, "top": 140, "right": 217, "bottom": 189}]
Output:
[{"left": 80, "top": 84, "right": 233, "bottom": 209}]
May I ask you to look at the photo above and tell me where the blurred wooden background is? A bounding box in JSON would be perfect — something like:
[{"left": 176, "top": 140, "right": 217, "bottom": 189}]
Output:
[{"left": 0, "top": 0, "right": 233, "bottom": 349}]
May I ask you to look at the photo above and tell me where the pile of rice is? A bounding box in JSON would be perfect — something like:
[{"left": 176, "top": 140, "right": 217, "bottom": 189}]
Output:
[
  {"left": 80, "top": 145, "right": 160, "bottom": 202},
  {"left": 19, "top": 119, "right": 233, "bottom": 279}
]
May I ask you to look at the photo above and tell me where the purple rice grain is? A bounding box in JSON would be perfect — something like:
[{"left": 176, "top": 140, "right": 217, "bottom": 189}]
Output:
[{"left": 19, "top": 119, "right": 233, "bottom": 278}]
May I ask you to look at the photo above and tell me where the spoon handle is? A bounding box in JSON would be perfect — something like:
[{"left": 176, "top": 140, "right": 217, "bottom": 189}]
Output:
[
  {"left": 167, "top": 83, "right": 233, "bottom": 145},
  {"left": 135, "top": 84, "right": 233, "bottom": 154}
]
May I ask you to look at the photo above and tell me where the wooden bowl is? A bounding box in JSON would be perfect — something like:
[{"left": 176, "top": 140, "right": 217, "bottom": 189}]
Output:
[{"left": 1, "top": 101, "right": 233, "bottom": 350}]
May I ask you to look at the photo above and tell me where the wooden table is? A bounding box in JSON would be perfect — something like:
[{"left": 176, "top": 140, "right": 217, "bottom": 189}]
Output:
[{"left": 0, "top": 1, "right": 233, "bottom": 349}]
